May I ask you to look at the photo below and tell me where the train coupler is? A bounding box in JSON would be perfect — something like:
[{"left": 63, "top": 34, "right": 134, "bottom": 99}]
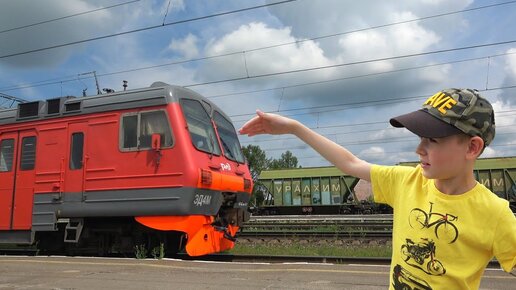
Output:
[{"left": 212, "top": 225, "right": 237, "bottom": 242}]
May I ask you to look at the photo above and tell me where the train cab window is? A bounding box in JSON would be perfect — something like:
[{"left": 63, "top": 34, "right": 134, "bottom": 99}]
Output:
[
  {"left": 120, "top": 110, "right": 173, "bottom": 151},
  {"left": 0, "top": 139, "right": 15, "bottom": 172},
  {"left": 180, "top": 99, "right": 221, "bottom": 155},
  {"left": 70, "top": 133, "right": 84, "bottom": 170},
  {"left": 139, "top": 111, "right": 173, "bottom": 149},
  {"left": 213, "top": 112, "right": 245, "bottom": 163},
  {"left": 20, "top": 136, "right": 36, "bottom": 170}
]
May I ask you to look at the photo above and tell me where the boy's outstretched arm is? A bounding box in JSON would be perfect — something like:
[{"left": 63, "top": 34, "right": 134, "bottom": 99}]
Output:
[{"left": 239, "top": 110, "right": 373, "bottom": 181}]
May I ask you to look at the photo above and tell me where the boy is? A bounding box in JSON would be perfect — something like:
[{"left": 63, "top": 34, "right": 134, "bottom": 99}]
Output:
[{"left": 239, "top": 88, "right": 516, "bottom": 289}]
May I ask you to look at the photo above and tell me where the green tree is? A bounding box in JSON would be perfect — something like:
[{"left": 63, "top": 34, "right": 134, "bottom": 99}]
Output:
[
  {"left": 268, "top": 150, "right": 300, "bottom": 169},
  {"left": 242, "top": 147, "right": 302, "bottom": 207},
  {"left": 242, "top": 145, "right": 269, "bottom": 206}
]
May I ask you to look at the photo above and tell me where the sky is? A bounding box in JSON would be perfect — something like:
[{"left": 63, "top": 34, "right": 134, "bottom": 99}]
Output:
[{"left": 0, "top": 0, "right": 515, "bottom": 166}]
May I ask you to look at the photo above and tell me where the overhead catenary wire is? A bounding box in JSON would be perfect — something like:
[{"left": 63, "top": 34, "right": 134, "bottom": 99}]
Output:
[
  {"left": 182, "top": 38, "right": 516, "bottom": 89},
  {"left": 1, "top": 0, "right": 514, "bottom": 92},
  {"left": 0, "top": 0, "right": 297, "bottom": 60},
  {"left": 2, "top": 2, "right": 514, "bottom": 163},
  {"left": 240, "top": 124, "right": 515, "bottom": 146},
  {"left": 228, "top": 84, "right": 516, "bottom": 122},
  {"left": 0, "top": 0, "right": 141, "bottom": 35},
  {"left": 261, "top": 132, "right": 516, "bottom": 159},
  {"left": 2, "top": 40, "right": 516, "bottom": 96},
  {"left": 298, "top": 142, "right": 516, "bottom": 161}
]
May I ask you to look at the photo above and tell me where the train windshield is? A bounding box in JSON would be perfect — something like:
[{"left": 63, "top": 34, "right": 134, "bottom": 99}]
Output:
[
  {"left": 180, "top": 99, "right": 221, "bottom": 155},
  {"left": 213, "top": 111, "right": 245, "bottom": 163}
]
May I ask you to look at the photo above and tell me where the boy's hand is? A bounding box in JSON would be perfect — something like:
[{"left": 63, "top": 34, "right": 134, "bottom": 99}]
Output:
[{"left": 239, "top": 110, "right": 299, "bottom": 137}]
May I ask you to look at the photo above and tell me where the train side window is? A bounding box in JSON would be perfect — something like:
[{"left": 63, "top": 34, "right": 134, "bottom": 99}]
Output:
[
  {"left": 0, "top": 139, "right": 15, "bottom": 172},
  {"left": 20, "top": 136, "right": 36, "bottom": 170},
  {"left": 121, "top": 114, "right": 138, "bottom": 149},
  {"left": 70, "top": 132, "right": 84, "bottom": 170},
  {"left": 139, "top": 111, "right": 173, "bottom": 149},
  {"left": 120, "top": 110, "right": 173, "bottom": 151}
]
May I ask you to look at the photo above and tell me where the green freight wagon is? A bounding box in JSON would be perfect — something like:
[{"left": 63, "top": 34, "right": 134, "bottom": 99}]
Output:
[
  {"left": 256, "top": 157, "right": 515, "bottom": 215},
  {"left": 400, "top": 157, "right": 516, "bottom": 208},
  {"left": 257, "top": 167, "right": 391, "bottom": 215}
]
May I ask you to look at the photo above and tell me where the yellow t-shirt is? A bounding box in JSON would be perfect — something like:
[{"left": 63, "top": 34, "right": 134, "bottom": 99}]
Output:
[{"left": 371, "top": 164, "right": 516, "bottom": 290}]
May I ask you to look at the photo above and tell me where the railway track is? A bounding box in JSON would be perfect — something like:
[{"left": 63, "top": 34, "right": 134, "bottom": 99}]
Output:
[{"left": 240, "top": 214, "right": 393, "bottom": 239}]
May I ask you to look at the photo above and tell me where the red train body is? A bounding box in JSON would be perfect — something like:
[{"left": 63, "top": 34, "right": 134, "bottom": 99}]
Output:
[{"left": 0, "top": 82, "right": 252, "bottom": 256}]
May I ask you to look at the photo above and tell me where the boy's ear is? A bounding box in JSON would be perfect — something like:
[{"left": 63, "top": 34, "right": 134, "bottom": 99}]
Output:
[{"left": 466, "top": 136, "right": 484, "bottom": 159}]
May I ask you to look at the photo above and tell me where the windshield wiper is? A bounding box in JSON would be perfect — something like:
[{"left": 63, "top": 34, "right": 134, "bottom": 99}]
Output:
[{"left": 220, "top": 137, "right": 235, "bottom": 160}]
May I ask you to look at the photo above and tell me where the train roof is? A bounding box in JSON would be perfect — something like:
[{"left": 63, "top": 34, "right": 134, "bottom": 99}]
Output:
[
  {"left": 259, "top": 156, "right": 516, "bottom": 179},
  {"left": 259, "top": 166, "right": 351, "bottom": 179},
  {"left": 0, "top": 82, "right": 231, "bottom": 126}
]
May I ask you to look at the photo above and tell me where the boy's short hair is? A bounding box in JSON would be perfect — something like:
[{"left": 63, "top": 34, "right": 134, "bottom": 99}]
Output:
[{"left": 389, "top": 88, "right": 496, "bottom": 147}]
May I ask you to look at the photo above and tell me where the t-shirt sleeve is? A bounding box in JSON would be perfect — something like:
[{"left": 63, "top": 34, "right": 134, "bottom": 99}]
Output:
[
  {"left": 370, "top": 164, "right": 415, "bottom": 207},
  {"left": 492, "top": 203, "right": 516, "bottom": 272}
]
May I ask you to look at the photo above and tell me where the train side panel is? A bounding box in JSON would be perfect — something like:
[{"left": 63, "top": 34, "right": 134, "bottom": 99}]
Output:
[{"left": 0, "top": 83, "right": 253, "bottom": 256}]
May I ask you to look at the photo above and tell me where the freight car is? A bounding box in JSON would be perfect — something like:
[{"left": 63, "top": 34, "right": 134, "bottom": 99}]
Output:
[
  {"left": 255, "top": 157, "right": 515, "bottom": 215},
  {"left": 0, "top": 82, "right": 252, "bottom": 256}
]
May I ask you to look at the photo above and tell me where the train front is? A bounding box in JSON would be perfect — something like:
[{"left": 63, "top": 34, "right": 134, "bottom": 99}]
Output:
[{"left": 136, "top": 86, "right": 253, "bottom": 256}]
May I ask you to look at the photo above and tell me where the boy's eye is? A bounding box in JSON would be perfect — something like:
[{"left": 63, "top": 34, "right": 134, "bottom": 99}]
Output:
[{"left": 429, "top": 138, "right": 438, "bottom": 143}]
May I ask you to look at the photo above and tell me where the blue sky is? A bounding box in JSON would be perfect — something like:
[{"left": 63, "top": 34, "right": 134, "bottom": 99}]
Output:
[{"left": 1, "top": 0, "right": 515, "bottom": 166}]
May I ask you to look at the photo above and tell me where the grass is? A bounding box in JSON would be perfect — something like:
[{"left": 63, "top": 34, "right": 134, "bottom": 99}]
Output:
[{"left": 229, "top": 242, "right": 392, "bottom": 257}]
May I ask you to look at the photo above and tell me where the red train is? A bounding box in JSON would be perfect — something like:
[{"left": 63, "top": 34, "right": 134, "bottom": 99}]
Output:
[{"left": 0, "top": 82, "right": 252, "bottom": 256}]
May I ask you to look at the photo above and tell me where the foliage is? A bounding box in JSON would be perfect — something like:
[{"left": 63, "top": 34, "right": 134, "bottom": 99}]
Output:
[
  {"left": 230, "top": 242, "right": 392, "bottom": 257},
  {"left": 134, "top": 244, "right": 147, "bottom": 259},
  {"left": 242, "top": 145, "right": 301, "bottom": 206},
  {"left": 268, "top": 150, "right": 300, "bottom": 170},
  {"left": 151, "top": 243, "right": 165, "bottom": 259},
  {"left": 242, "top": 145, "right": 269, "bottom": 182}
]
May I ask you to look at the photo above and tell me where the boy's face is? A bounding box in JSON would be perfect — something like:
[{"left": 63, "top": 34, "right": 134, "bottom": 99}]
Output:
[{"left": 415, "top": 135, "right": 471, "bottom": 180}]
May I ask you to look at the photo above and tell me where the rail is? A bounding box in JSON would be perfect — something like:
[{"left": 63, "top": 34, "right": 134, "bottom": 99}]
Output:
[{"left": 240, "top": 214, "right": 394, "bottom": 239}]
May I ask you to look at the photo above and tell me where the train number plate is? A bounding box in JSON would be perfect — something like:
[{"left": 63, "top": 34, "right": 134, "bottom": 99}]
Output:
[{"left": 193, "top": 194, "right": 212, "bottom": 207}]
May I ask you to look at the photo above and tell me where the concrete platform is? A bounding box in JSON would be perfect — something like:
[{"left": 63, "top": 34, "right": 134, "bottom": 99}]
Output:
[{"left": 0, "top": 256, "right": 513, "bottom": 289}]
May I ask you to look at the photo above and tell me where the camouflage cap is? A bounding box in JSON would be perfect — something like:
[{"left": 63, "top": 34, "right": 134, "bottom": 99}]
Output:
[{"left": 390, "top": 88, "right": 495, "bottom": 146}]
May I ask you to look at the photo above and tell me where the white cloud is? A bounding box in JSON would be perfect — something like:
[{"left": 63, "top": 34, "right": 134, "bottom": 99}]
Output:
[
  {"left": 336, "top": 11, "right": 440, "bottom": 72},
  {"left": 201, "top": 22, "right": 333, "bottom": 81},
  {"left": 481, "top": 146, "right": 497, "bottom": 158},
  {"left": 0, "top": 0, "right": 113, "bottom": 67},
  {"left": 168, "top": 33, "right": 199, "bottom": 59},
  {"left": 359, "top": 146, "right": 385, "bottom": 159},
  {"left": 2, "top": 0, "right": 514, "bottom": 167},
  {"left": 505, "top": 48, "right": 516, "bottom": 78}
]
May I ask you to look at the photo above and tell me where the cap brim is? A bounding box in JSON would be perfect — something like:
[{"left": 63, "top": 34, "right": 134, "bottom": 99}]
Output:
[{"left": 390, "top": 109, "right": 463, "bottom": 138}]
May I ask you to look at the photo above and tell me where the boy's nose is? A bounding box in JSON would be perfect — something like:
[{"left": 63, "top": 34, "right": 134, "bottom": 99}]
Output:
[{"left": 415, "top": 140, "right": 426, "bottom": 156}]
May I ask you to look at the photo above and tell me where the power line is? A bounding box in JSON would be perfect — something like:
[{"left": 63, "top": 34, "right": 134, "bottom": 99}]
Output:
[
  {"left": 0, "top": 0, "right": 140, "bottom": 34},
  {"left": 240, "top": 124, "right": 515, "bottom": 145},
  {"left": 206, "top": 51, "right": 516, "bottom": 100},
  {"left": 242, "top": 1, "right": 516, "bottom": 54},
  {"left": 0, "top": 0, "right": 296, "bottom": 60},
  {"left": 298, "top": 142, "right": 516, "bottom": 161},
  {"left": 183, "top": 38, "right": 516, "bottom": 88},
  {"left": 1, "top": 0, "right": 513, "bottom": 92},
  {"left": 3, "top": 39, "right": 515, "bottom": 99},
  {"left": 229, "top": 84, "right": 516, "bottom": 122},
  {"left": 257, "top": 132, "right": 516, "bottom": 152}
]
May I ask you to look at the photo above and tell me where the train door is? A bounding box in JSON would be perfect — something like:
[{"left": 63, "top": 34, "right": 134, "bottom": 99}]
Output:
[
  {"left": 0, "top": 132, "right": 18, "bottom": 230},
  {"left": 65, "top": 123, "right": 87, "bottom": 195},
  {"left": 12, "top": 130, "right": 38, "bottom": 230}
]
